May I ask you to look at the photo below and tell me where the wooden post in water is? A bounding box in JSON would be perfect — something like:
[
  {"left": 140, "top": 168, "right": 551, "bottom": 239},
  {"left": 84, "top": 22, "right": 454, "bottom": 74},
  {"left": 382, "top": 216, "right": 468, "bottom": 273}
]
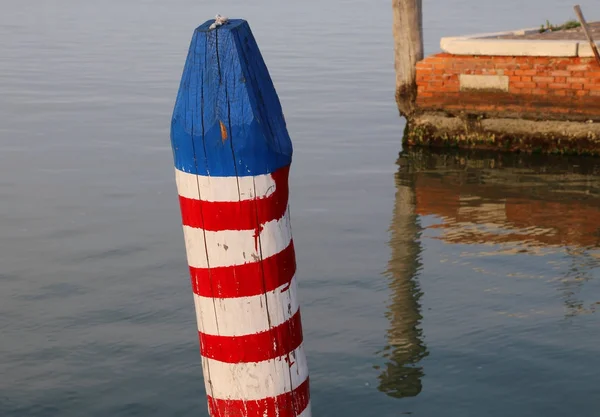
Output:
[
  {"left": 392, "top": 0, "right": 424, "bottom": 117},
  {"left": 170, "top": 18, "right": 311, "bottom": 417}
]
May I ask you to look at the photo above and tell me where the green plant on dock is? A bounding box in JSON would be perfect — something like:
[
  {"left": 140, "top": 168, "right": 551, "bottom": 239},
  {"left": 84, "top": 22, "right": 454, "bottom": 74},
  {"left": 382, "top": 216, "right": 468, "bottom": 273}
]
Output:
[{"left": 539, "top": 19, "right": 581, "bottom": 33}]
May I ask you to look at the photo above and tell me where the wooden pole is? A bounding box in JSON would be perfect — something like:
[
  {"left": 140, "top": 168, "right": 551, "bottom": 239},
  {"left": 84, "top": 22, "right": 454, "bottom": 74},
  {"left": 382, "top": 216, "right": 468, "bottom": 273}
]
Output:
[
  {"left": 573, "top": 5, "right": 600, "bottom": 66},
  {"left": 170, "top": 18, "right": 311, "bottom": 417},
  {"left": 392, "top": 0, "right": 424, "bottom": 117}
]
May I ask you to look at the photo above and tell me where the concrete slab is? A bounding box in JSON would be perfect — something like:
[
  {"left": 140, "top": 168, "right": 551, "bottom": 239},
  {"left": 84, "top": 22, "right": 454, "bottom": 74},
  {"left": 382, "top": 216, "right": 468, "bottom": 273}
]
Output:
[
  {"left": 441, "top": 37, "right": 579, "bottom": 57},
  {"left": 438, "top": 26, "right": 600, "bottom": 57},
  {"left": 459, "top": 74, "right": 509, "bottom": 92},
  {"left": 578, "top": 41, "right": 600, "bottom": 58}
]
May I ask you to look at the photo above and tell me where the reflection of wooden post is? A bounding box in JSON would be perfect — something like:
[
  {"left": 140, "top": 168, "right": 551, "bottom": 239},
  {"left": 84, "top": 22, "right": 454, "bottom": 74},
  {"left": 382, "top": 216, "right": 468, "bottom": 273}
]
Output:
[
  {"left": 170, "top": 18, "right": 311, "bottom": 417},
  {"left": 378, "top": 156, "right": 427, "bottom": 399},
  {"left": 392, "top": 0, "right": 424, "bottom": 117}
]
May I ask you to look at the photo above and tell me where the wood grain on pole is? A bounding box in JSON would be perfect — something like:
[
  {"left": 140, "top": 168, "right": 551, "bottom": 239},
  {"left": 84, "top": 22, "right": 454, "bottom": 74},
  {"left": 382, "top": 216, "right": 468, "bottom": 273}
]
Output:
[{"left": 392, "top": 0, "right": 424, "bottom": 117}]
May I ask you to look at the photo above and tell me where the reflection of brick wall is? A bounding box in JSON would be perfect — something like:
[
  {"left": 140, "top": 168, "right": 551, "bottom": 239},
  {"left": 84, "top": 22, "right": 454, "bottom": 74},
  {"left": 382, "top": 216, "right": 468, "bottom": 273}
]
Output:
[
  {"left": 416, "top": 53, "right": 600, "bottom": 121},
  {"left": 414, "top": 176, "right": 600, "bottom": 248},
  {"left": 415, "top": 180, "right": 460, "bottom": 218},
  {"left": 505, "top": 200, "right": 600, "bottom": 248}
]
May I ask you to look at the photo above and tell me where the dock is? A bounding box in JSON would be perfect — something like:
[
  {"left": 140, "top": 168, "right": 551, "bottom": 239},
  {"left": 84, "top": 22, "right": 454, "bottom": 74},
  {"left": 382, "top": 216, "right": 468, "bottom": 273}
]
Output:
[{"left": 394, "top": 2, "right": 600, "bottom": 155}]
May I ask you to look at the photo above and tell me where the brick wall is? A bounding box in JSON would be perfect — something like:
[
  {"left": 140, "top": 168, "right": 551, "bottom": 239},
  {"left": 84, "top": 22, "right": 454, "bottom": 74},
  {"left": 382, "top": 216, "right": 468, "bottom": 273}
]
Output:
[{"left": 416, "top": 53, "right": 600, "bottom": 121}]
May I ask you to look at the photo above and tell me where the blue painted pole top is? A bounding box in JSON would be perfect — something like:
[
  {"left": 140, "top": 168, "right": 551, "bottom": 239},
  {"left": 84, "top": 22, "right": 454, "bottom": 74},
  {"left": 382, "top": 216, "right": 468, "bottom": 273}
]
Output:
[{"left": 170, "top": 18, "right": 293, "bottom": 177}]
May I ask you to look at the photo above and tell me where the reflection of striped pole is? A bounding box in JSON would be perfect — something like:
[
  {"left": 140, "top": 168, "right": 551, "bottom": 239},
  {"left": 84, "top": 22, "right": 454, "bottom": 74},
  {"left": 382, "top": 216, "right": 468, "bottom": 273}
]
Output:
[{"left": 170, "top": 18, "right": 311, "bottom": 417}]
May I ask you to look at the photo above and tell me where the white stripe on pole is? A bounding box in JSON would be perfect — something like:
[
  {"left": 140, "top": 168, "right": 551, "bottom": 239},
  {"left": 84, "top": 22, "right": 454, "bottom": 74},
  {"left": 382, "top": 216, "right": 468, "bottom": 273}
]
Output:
[
  {"left": 201, "top": 344, "right": 309, "bottom": 401},
  {"left": 182, "top": 209, "right": 292, "bottom": 268},
  {"left": 194, "top": 277, "right": 299, "bottom": 336},
  {"left": 175, "top": 168, "right": 278, "bottom": 202}
]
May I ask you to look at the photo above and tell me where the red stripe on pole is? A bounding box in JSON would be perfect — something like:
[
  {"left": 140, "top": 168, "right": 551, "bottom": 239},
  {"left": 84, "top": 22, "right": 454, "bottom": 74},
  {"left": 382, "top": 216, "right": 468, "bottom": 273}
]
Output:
[
  {"left": 207, "top": 377, "right": 310, "bottom": 417},
  {"left": 178, "top": 166, "right": 289, "bottom": 231},
  {"left": 200, "top": 310, "right": 304, "bottom": 363},
  {"left": 189, "top": 240, "right": 296, "bottom": 298}
]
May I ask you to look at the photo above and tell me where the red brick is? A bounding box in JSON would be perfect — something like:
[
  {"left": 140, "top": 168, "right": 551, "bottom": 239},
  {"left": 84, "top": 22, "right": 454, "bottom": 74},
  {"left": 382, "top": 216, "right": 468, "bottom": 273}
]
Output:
[
  {"left": 548, "top": 83, "right": 571, "bottom": 89},
  {"left": 453, "top": 62, "right": 481, "bottom": 71},
  {"left": 571, "top": 83, "right": 584, "bottom": 89},
  {"left": 435, "top": 85, "right": 459, "bottom": 91},
  {"left": 532, "top": 76, "right": 554, "bottom": 83},
  {"left": 515, "top": 69, "right": 537, "bottom": 76},
  {"left": 440, "top": 83, "right": 459, "bottom": 90},
  {"left": 533, "top": 57, "right": 551, "bottom": 64},
  {"left": 443, "top": 79, "right": 459, "bottom": 86},
  {"left": 514, "top": 56, "right": 531, "bottom": 64},
  {"left": 553, "top": 90, "right": 568, "bottom": 96},
  {"left": 567, "top": 64, "right": 590, "bottom": 72},
  {"left": 554, "top": 76, "right": 567, "bottom": 83},
  {"left": 586, "top": 71, "right": 600, "bottom": 79},
  {"left": 552, "top": 59, "right": 574, "bottom": 70},
  {"left": 567, "top": 77, "right": 587, "bottom": 84},
  {"left": 536, "top": 82, "right": 549, "bottom": 89},
  {"left": 591, "top": 90, "right": 600, "bottom": 96},
  {"left": 490, "top": 63, "right": 515, "bottom": 70},
  {"left": 576, "top": 90, "right": 589, "bottom": 97},
  {"left": 509, "top": 76, "right": 521, "bottom": 83},
  {"left": 531, "top": 89, "right": 549, "bottom": 95},
  {"left": 521, "top": 76, "right": 532, "bottom": 82},
  {"left": 433, "top": 62, "right": 454, "bottom": 70},
  {"left": 550, "top": 70, "right": 571, "bottom": 77},
  {"left": 513, "top": 82, "right": 536, "bottom": 89},
  {"left": 584, "top": 84, "right": 600, "bottom": 91}
]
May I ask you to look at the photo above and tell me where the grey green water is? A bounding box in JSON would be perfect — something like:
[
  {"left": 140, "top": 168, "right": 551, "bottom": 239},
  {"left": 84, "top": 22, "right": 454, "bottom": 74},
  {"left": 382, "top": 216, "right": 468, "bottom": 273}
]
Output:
[{"left": 2, "top": 0, "right": 600, "bottom": 416}]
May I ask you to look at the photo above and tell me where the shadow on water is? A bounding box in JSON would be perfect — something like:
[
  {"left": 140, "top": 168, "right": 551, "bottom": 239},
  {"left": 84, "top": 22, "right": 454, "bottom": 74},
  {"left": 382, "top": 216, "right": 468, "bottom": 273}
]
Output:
[{"left": 376, "top": 147, "right": 600, "bottom": 400}]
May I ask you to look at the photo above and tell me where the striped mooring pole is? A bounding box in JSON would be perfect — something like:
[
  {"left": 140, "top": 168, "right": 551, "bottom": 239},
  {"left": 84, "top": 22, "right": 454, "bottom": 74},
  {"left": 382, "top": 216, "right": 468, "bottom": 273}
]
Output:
[{"left": 169, "top": 18, "right": 312, "bottom": 417}]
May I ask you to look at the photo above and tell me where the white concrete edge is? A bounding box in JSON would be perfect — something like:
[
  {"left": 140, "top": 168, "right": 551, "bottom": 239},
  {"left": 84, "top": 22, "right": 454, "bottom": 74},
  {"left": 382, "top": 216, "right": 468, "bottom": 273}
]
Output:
[
  {"left": 579, "top": 41, "right": 600, "bottom": 58},
  {"left": 440, "top": 26, "right": 597, "bottom": 57}
]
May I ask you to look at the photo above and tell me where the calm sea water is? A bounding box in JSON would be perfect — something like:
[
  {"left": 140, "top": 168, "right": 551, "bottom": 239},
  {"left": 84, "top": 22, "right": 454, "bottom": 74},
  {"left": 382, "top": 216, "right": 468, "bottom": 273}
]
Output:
[{"left": 2, "top": 0, "right": 600, "bottom": 416}]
